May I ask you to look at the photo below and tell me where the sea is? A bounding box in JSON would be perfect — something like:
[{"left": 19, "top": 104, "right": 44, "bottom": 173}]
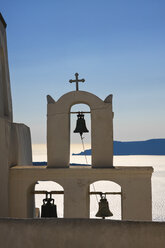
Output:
[{"left": 33, "top": 144, "right": 165, "bottom": 221}]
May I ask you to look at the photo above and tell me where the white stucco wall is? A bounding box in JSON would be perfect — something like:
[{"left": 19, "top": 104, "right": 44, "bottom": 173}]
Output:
[
  {"left": 0, "top": 118, "right": 10, "bottom": 216},
  {"left": 0, "top": 218, "right": 164, "bottom": 248},
  {"left": 0, "top": 15, "right": 33, "bottom": 217},
  {"left": 9, "top": 123, "right": 32, "bottom": 166},
  {"left": 9, "top": 166, "right": 153, "bottom": 221}
]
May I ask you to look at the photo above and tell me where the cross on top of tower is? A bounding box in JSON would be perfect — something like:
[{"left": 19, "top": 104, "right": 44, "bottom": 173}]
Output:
[{"left": 69, "top": 73, "right": 85, "bottom": 91}]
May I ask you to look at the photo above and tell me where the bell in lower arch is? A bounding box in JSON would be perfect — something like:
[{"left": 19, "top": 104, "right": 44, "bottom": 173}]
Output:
[
  {"left": 96, "top": 194, "right": 113, "bottom": 219},
  {"left": 41, "top": 193, "right": 57, "bottom": 218},
  {"left": 74, "top": 112, "right": 89, "bottom": 137}
]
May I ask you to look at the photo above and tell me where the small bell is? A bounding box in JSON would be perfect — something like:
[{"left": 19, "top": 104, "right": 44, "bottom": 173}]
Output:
[
  {"left": 41, "top": 193, "right": 57, "bottom": 218},
  {"left": 96, "top": 194, "right": 113, "bottom": 219},
  {"left": 74, "top": 112, "right": 89, "bottom": 137}
]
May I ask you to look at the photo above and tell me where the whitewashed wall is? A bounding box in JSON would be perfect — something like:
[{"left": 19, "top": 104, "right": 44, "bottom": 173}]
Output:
[{"left": 0, "top": 218, "right": 165, "bottom": 248}]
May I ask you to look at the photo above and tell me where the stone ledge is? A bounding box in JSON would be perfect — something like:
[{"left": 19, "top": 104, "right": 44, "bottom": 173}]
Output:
[
  {"left": 0, "top": 218, "right": 164, "bottom": 248},
  {"left": 10, "top": 165, "right": 153, "bottom": 175}
]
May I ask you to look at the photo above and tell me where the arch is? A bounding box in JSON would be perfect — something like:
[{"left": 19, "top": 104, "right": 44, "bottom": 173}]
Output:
[
  {"left": 70, "top": 103, "right": 91, "bottom": 165},
  {"left": 31, "top": 180, "right": 64, "bottom": 218},
  {"left": 47, "top": 91, "right": 113, "bottom": 168},
  {"left": 56, "top": 91, "right": 105, "bottom": 113},
  {"left": 89, "top": 180, "right": 122, "bottom": 220},
  {"left": 89, "top": 179, "right": 122, "bottom": 188},
  {"left": 47, "top": 91, "right": 108, "bottom": 116}
]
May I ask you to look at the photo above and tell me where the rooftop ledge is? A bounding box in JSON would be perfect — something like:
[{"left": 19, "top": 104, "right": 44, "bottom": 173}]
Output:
[{"left": 10, "top": 165, "right": 154, "bottom": 174}]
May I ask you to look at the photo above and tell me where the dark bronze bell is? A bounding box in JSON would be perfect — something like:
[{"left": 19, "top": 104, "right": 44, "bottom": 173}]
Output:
[
  {"left": 41, "top": 193, "right": 57, "bottom": 218},
  {"left": 96, "top": 194, "right": 113, "bottom": 219},
  {"left": 74, "top": 112, "right": 89, "bottom": 137}
]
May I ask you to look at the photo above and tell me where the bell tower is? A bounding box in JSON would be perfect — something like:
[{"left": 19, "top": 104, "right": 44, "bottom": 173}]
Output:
[
  {"left": 0, "top": 12, "right": 152, "bottom": 221},
  {"left": 8, "top": 71, "right": 153, "bottom": 221},
  {"left": 47, "top": 73, "right": 114, "bottom": 168}
]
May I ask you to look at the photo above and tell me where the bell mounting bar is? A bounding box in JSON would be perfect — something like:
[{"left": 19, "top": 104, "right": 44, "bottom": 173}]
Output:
[
  {"left": 70, "top": 111, "right": 91, "bottom": 114},
  {"left": 90, "top": 191, "right": 122, "bottom": 195},
  {"left": 33, "top": 191, "right": 121, "bottom": 195},
  {"left": 33, "top": 190, "right": 64, "bottom": 195}
]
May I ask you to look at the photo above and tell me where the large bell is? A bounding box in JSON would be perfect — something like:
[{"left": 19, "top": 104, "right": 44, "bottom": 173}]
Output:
[
  {"left": 74, "top": 112, "right": 89, "bottom": 137},
  {"left": 96, "top": 194, "right": 113, "bottom": 219},
  {"left": 41, "top": 193, "right": 57, "bottom": 218}
]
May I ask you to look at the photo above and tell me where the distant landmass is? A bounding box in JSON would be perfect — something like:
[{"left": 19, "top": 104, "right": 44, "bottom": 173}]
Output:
[
  {"left": 72, "top": 139, "right": 165, "bottom": 156},
  {"left": 33, "top": 162, "right": 89, "bottom": 166},
  {"left": 33, "top": 162, "right": 47, "bottom": 166}
]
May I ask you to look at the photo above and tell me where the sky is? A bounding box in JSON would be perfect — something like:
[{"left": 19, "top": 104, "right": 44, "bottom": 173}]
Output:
[{"left": 1, "top": 0, "right": 165, "bottom": 144}]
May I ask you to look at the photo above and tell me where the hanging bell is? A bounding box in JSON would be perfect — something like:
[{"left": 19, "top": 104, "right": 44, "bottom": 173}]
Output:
[
  {"left": 96, "top": 194, "right": 113, "bottom": 219},
  {"left": 41, "top": 193, "right": 57, "bottom": 218},
  {"left": 74, "top": 112, "right": 89, "bottom": 137}
]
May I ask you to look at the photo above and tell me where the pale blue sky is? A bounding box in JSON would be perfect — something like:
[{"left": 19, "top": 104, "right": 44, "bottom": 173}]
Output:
[{"left": 1, "top": 0, "right": 165, "bottom": 144}]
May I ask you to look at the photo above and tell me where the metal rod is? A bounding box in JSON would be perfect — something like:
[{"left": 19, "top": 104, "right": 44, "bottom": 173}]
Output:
[
  {"left": 33, "top": 190, "right": 121, "bottom": 195},
  {"left": 70, "top": 111, "right": 91, "bottom": 114},
  {"left": 90, "top": 191, "right": 122, "bottom": 195},
  {"left": 32, "top": 190, "right": 64, "bottom": 195}
]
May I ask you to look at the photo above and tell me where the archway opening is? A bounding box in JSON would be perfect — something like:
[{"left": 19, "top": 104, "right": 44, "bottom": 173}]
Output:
[
  {"left": 70, "top": 104, "right": 91, "bottom": 165},
  {"left": 90, "top": 180, "right": 122, "bottom": 220},
  {"left": 34, "top": 181, "right": 64, "bottom": 218}
]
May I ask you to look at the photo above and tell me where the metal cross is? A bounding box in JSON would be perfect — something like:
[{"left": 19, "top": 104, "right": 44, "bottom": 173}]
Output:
[{"left": 69, "top": 73, "right": 85, "bottom": 91}]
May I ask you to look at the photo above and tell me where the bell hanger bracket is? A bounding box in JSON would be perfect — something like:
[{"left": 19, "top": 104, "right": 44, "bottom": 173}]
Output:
[{"left": 90, "top": 191, "right": 122, "bottom": 195}]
